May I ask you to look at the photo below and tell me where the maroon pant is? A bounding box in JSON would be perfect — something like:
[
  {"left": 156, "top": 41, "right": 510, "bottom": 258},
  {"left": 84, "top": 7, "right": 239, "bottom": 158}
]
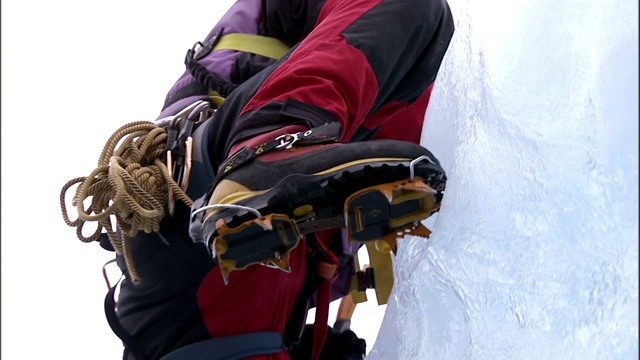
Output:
[{"left": 207, "top": 0, "right": 454, "bottom": 171}]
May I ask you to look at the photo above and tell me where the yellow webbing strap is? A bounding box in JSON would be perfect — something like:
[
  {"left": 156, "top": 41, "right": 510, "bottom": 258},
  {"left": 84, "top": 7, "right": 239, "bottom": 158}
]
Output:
[
  {"left": 348, "top": 242, "right": 395, "bottom": 305},
  {"left": 205, "top": 34, "right": 290, "bottom": 106},
  {"left": 365, "top": 242, "right": 394, "bottom": 306},
  {"left": 349, "top": 251, "right": 368, "bottom": 304},
  {"left": 214, "top": 33, "right": 290, "bottom": 60}
]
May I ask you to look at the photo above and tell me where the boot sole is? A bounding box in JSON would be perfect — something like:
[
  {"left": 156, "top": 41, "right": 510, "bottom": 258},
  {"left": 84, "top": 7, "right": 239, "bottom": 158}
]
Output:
[{"left": 203, "top": 157, "right": 446, "bottom": 277}]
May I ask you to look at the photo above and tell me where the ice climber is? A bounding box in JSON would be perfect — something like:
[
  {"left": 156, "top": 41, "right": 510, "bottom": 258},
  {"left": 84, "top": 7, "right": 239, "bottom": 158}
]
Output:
[{"left": 60, "top": 0, "right": 455, "bottom": 359}]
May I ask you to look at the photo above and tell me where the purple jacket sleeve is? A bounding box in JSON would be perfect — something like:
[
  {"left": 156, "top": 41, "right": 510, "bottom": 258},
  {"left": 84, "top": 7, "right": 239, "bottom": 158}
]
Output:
[
  {"left": 157, "top": 0, "right": 327, "bottom": 119},
  {"left": 157, "top": 0, "right": 264, "bottom": 118}
]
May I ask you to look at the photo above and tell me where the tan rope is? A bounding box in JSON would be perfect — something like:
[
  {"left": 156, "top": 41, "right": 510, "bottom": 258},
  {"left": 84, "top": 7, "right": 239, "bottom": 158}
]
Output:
[{"left": 59, "top": 121, "right": 194, "bottom": 283}]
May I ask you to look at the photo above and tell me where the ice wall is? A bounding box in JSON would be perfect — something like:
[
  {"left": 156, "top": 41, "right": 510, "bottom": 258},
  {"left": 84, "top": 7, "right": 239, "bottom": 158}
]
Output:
[{"left": 367, "top": 0, "right": 638, "bottom": 358}]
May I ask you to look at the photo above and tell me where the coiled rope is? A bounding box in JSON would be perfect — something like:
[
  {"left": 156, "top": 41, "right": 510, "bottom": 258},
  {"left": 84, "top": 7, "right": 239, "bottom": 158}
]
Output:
[{"left": 59, "top": 121, "right": 193, "bottom": 283}]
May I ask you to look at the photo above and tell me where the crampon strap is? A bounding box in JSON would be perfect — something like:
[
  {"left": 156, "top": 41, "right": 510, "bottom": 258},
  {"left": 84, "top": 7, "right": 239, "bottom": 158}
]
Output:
[
  {"left": 216, "top": 121, "right": 342, "bottom": 179},
  {"left": 308, "top": 233, "right": 339, "bottom": 360}
]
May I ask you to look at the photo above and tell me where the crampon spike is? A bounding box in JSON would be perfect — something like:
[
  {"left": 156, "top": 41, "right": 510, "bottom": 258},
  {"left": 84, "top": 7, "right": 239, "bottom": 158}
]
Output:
[
  {"left": 211, "top": 214, "right": 301, "bottom": 284},
  {"left": 262, "top": 251, "right": 292, "bottom": 272},
  {"left": 345, "top": 177, "right": 437, "bottom": 243}
]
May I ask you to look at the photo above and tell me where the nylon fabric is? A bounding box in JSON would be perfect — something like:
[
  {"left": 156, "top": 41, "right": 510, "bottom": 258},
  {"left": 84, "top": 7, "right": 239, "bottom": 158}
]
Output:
[
  {"left": 214, "top": 33, "right": 290, "bottom": 59},
  {"left": 207, "top": 0, "right": 454, "bottom": 169}
]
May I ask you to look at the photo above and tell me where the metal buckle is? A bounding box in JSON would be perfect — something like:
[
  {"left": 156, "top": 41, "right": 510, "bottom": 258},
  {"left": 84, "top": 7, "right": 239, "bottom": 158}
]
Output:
[
  {"left": 409, "top": 155, "right": 436, "bottom": 181},
  {"left": 187, "top": 29, "right": 224, "bottom": 63},
  {"left": 158, "top": 100, "right": 212, "bottom": 215},
  {"left": 275, "top": 132, "right": 301, "bottom": 150}
]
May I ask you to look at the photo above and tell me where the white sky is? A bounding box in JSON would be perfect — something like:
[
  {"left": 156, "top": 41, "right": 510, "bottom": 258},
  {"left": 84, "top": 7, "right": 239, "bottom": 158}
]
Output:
[
  {"left": 1, "top": 1, "right": 386, "bottom": 359},
  {"left": 3, "top": 0, "right": 637, "bottom": 359}
]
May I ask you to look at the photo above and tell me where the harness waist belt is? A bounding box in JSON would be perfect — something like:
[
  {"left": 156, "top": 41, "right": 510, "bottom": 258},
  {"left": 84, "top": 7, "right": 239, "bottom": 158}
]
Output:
[{"left": 159, "top": 332, "right": 284, "bottom": 360}]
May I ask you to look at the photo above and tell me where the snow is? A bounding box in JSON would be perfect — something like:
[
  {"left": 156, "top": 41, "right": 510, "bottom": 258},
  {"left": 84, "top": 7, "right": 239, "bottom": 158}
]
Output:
[
  {"left": 1, "top": 0, "right": 636, "bottom": 359},
  {"left": 366, "top": 0, "right": 639, "bottom": 358}
]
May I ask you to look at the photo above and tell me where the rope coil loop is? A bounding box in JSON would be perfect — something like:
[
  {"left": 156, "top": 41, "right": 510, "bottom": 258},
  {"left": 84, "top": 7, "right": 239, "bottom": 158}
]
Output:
[{"left": 59, "top": 121, "right": 194, "bottom": 284}]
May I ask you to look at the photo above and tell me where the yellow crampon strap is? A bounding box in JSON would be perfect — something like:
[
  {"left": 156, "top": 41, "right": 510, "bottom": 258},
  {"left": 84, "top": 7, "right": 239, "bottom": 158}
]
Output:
[
  {"left": 214, "top": 33, "right": 290, "bottom": 60},
  {"left": 348, "top": 241, "right": 395, "bottom": 306},
  {"left": 349, "top": 222, "right": 434, "bottom": 305},
  {"left": 367, "top": 241, "right": 395, "bottom": 305},
  {"left": 350, "top": 250, "right": 369, "bottom": 304},
  {"left": 206, "top": 33, "right": 290, "bottom": 106}
]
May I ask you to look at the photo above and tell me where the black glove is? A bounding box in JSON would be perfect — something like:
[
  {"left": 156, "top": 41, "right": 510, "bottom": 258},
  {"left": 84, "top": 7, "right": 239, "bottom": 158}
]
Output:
[{"left": 289, "top": 324, "right": 367, "bottom": 360}]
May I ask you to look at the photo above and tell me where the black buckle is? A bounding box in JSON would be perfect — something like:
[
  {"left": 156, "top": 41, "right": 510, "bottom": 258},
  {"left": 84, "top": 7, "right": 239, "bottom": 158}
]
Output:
[
  {"left": 355, "top": 267, "right": 376, "bottom": 291},
  {"left": 213, "top": 214, "right": 303, "bottom": 284},
  {"left": 185, "top": 28, "right": 225, "bottom": 65}
]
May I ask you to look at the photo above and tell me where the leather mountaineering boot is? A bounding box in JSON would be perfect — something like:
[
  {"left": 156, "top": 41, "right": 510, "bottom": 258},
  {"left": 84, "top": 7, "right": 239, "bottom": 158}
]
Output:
[{"left": 189, "top": 123, "right": 447, "bottom": 282}]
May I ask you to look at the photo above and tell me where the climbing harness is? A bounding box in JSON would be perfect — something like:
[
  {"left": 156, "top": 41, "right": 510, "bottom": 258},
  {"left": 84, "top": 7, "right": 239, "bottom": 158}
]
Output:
[{"left": 159, "top": 332, "right": 284, "bottom": 360}]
